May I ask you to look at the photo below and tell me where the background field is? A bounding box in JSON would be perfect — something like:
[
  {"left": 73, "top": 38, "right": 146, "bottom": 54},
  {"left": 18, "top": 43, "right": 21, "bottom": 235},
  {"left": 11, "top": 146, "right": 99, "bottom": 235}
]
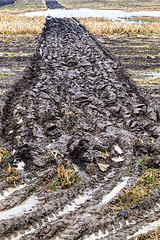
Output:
[
  {"left": 0, "top": 0, "right": 46, "bottom": 9},
  {"left": 59, "top": 0, "right": 160, "bottom": 10}
]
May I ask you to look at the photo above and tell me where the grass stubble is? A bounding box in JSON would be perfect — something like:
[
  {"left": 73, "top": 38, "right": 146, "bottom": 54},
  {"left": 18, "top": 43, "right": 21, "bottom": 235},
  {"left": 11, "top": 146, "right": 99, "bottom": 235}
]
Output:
[
  {"left": 0, "top": 10, "right": 45, "bottom": 34},
  {"left": 78, "top": 17, "right": 160, "bottom": 35},
  {"left": 0, "top": 11, "right": 160, "bottom": 35}
]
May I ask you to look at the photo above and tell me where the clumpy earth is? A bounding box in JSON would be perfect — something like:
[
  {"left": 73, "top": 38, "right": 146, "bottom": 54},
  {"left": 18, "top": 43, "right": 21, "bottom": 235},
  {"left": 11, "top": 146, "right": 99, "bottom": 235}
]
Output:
[
  {"left": 1, "top": 18, "right": 159, "bottom": 168},
  {"left": 0, "top": 8, "right": 160, "bottom": 240}
]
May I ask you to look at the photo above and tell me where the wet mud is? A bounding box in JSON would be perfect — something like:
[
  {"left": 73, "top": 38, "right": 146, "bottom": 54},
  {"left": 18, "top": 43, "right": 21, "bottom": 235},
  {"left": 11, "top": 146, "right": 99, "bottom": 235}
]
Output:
[
  {"left": 46, "top": 0, "right": 63, "bottom": 9},
  {"left": 1, "top": 18, "right": 159, "bottom": 168},
  {"left": 0, "top": 4, "right": 160, "bottom": 240},
  {"left": 99, "top": 33, "right": 160, "bottom": 105}
]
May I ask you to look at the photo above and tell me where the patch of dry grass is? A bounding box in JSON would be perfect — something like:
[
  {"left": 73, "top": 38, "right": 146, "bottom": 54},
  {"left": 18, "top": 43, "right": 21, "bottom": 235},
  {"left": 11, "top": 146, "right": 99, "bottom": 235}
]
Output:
[
  {"left": 48, "top": 149, "right": 78, "bottom": 189},
  {"left": 0, "top": 0, "right": 46, "bottom": 10},
  {"left": 115, "top": 169, "right": 160, "bottom": 208},
  {"left": 0, "top": 148, "right": 10, "bottom": 163},
  {"left": 0, "top": 11, "right": 45, "bottom": 34},
  {"left": 133, "top": 228, "right": 160, "bottom": 240},
  {"left": 134, "top": 78, "right": 160, "bottom": 85},
  {"left": 78, "top": 18, "right": 160, "bottom": 35}
]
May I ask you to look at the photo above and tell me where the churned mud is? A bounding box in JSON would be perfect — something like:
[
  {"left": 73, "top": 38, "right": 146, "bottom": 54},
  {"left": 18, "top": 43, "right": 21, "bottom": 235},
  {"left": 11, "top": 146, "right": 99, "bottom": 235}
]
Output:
[{"left": 0, "top": 1, "right": 160, "bottom": 239}]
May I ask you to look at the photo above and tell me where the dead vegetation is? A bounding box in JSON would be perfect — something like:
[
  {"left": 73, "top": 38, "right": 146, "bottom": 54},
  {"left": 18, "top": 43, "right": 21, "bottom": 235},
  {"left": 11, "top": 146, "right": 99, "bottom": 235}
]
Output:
[
  {"left": 6, "top": 163, "right": 19, "bottom": 186},
  {"left": 48, "top": 150, "right": 78, "bottom": 189},
  {"left": 0, "top": 10, "right": 45, "bottom": 34},
  {"left": 78, "top": 17, "right": 160, "bottom": 35},
  {"left": 133, "top": 228, "right": 160, "bottom": 240},
  {"left": 0, "top": 148, "right": 10, "bottom": 163},
  {"left": 134, "top": 78, "right": 160, "bottom": 85},
  {"left": 115, "top": 169, "right": 160, "bottom": 209}
]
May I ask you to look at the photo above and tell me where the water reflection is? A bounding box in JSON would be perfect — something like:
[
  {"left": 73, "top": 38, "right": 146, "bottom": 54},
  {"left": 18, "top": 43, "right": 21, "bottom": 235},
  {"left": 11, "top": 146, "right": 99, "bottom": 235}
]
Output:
[{"left": 23, "top": 9, "right": 160, "bottom": 21}]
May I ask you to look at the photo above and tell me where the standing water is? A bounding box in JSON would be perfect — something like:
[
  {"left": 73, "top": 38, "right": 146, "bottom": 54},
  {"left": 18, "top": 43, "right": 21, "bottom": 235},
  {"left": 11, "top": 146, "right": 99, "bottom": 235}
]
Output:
[{"left": 22, "top": 9, "right": 160, "bottom": 21}]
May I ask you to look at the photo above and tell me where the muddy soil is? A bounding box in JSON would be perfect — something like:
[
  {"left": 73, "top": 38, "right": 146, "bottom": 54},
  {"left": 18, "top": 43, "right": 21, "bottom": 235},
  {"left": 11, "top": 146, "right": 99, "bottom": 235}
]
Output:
[
  {"left": 0, "top": 34, "right": 39, "bottom": 111},
  {"left": 0, "top": 16, "right": 159, "bottom": 240},
  {"left": 46, "top": 0, "right": 63, "bottom": 9},
  {"left": 98, "top": 33, "right": 160, "bottom": 105}
]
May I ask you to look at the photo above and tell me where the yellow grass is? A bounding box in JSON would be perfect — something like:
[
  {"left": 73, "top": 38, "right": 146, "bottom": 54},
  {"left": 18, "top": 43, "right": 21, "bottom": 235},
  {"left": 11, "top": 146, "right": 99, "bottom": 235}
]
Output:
[
  {"left": 0, "top": 11, "right": 45, "bottom": 34},
  {"left": 134, "top": 78, "right": 160, "bottom": 85},
  {"left": 78, "top": 17, "right": 160, "bottom": 35}
]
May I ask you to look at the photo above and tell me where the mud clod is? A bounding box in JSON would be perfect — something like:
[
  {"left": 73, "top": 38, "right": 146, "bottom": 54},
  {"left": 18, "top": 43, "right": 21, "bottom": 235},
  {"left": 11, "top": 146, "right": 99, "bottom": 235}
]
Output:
[{"left": 117, "top": 209, "right": 128, "bottom": 219}]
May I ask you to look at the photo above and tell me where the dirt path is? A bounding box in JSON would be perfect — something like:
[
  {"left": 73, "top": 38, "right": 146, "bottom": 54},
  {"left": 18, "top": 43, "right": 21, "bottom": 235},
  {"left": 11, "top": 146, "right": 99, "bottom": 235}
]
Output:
[{"left": 0, "top": 16, "right": 159, "bottom": 240}]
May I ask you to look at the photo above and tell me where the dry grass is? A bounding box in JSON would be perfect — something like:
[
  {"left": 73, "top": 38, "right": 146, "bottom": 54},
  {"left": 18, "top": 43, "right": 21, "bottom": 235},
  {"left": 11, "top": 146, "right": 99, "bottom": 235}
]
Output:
[
  {"left": 0, "top": 148, "right": 10, "bottom": 163},
  {"left": 0, "top": 11, "right": 45, "bottom": 34},
  {"left": 57, "top": 164, "right": 77, "bottom": 188},
  {"left": 133, "top": 228, "right": 160, "bottom": 240},
  {"left": 0, "top": 0, "right": 46, "bottom": 10},
  {"left": 6, "top": 163, "right": 19, "bottom": 186},
  {"left": 78, "top": 17, "right": 160, "bottom": 35},
  {"left": 115, "top": 169, "right": 160, "bottom": 208},
  {"left": 48, "top": 149, "right": 78, "bottom": 189},
  {"left": 134, "top": 78, "right": 160, "bottom": 85}
]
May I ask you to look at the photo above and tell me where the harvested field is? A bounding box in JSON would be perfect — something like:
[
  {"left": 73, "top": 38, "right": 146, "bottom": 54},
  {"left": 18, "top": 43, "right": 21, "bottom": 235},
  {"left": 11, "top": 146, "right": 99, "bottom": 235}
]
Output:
[
  {"left": 0, "top": 0, "right": 46, "bottom": 9},
  {"left": 0, "top": 15, "right": 45, "bottom": 34},
  {"left": 98, "top": 33, "right": 160, "bottom": 105},
  {"left": 78, "top": 18, "right": 160, "bottom": 35},
  {"left": 58, "top": 0, "right": 160, "bottom": 10}
]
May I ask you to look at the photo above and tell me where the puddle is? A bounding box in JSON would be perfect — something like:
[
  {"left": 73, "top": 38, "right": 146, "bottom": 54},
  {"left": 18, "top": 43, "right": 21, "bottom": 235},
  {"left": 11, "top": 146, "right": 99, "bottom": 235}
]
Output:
[
  {"left": 49, "top": 187, "right": 98, "bottom": 220},
  {"left": 10, "top": 187, "right": 98, "bottom": 239},
  {"left": 127, "top": 219, "right": 160, "bottom": 239},
  {"left": 100, "top": 177, "right": 129, "bottom": 205},
  {"left": 0, "top": 68, "right": 13, "bottom": 73},
  {"left": 22, "top": 9, "right": 160, "bottom": 21},
  {"left": 131, "top": 70, "right": 160, "bottom": 81},
  {"left": 14, "top": 161, "right": 25, "bottom": 171},
  {"left": 0, "top": 195, "right": 38, "bottom": 220},
  {"left": 0, "top": 184, "right": 26, "bottom": 201}
]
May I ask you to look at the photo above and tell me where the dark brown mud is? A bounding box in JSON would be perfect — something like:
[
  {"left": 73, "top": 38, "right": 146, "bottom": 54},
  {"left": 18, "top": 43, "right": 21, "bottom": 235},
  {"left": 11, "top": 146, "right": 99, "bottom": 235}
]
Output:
[
  {"left": 46, "top": 0, "right": 63, "bottom": 9},
  {"left": 0, "top": 17, "right": 160, "bottom": 240}
]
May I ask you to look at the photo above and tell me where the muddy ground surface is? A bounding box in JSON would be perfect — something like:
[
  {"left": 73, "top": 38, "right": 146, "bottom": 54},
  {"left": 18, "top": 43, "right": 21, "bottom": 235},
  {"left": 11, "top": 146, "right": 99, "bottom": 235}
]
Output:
[
  {"left": 0, "top": 34, "right": 39, "bottom": 116},
  {"left": 0, "top": 17, "right": 159, "bottom": 240},
  {"left": 98, "top": 33, "right": 160, "bottom": 105},
  {"left": 46, "top": 0, "right": 63, "bottom": 9}
]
